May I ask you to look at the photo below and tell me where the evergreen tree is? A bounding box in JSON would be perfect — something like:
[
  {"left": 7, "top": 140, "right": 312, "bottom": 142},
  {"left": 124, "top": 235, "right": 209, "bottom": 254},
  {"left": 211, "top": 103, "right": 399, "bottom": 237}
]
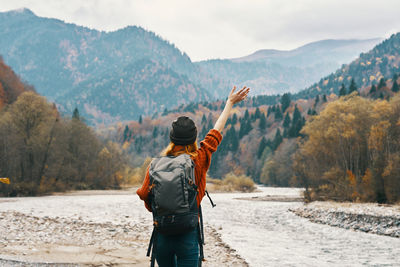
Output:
[
  {"left": 322, "top": 94, "right": 327, "bottom": 102},
  {"left": 250, "top": 112, "right": 256, "bottom": 121},
  {"left": 339, "top": 83, "right": 347, "bottom": 96},
  {"left": 232, "top": 113, "right": 238, "bottom": 125},
  {"left": 348, "top": 79, "right": 358, "bottom": 94},
  {"left": 123, "top": 125, "right": 129, "bottom": 142},
  {"left": 72, "top": 107, "right": 80, "bottom": 120},
  {"left": 239, "top": 122, "right": 246, "bottom": 138},
  {"left": 135, "top": 136, "right": 143, "bottom": 153},
  {"left": 201, "top": 114, "right": 207, "bottom": 124},
  {"left": 257, "top": 137, "right": 267, "bottom": 158},
  {"left": 370, "top": 84, "right": 377, "bottom": 94},
  {"left": 307, "top": 108, "right": 317, "bottom": 116},
  {"left": 292, "top": 105, "right": 301, "bottom": 125},
  {"left": 280, "top": 93, "right": 291, "bottom": 112},
  {"left": 259, "top": 113, "right": 267, "bottom": 131},
  {"left": 288, "top": 105, "right": 304, "bottom": 137},
  {"left": 392, "top": 80, "right": 399, "bottom": 93},
  {"left": 239, "top": 120, "right": 252, "bottom": 138},
  {"left": 288, "top": 119, "right": 304, "bottom": 138},
  {"left": 283, "top": 112, "right": 291, "bottom": 128},
  {"left": 244, "top": 110, "right": 250, "bottom": 120},
  {"left": 255, "top": 107, "right": 261, "bottom": 119},
  {"left": 378, "top": 78, "right": 386, "bottom": 89},
  {"left": 314, "top": 95, "right": 320, "bottom": 107},
  {"left": 229, "top": 126, "right": 239, "bottom": 152},
  {"left": 267, "top": 106, "right": 272, "bottom": 117},
  {"left": 138, "top": 115, "right": 143, "bottom": 124},
  {"left": 273, "top": 129, "right": 283, "bottom": 150},
  {"left": 296, "top": 119, "right": 305, "bottom": 136}
]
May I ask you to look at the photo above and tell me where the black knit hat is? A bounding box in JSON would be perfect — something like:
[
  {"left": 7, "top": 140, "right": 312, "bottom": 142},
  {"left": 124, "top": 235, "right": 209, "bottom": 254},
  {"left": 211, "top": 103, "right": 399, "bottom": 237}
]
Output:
[{"left": 169, "top": 116, "right": 197, "bottom": 145}]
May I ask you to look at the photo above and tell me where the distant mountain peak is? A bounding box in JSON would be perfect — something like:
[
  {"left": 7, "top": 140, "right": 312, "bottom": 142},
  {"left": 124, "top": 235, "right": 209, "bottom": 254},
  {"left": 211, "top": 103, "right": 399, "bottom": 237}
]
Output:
[
  {"left": 5, "top": 7, "right": 35, "bottom": 16},
  {"left": 294, "top": 38, "right": 383, "bottom": 51},
  {"left": 231, "top": 38, "right": 382, "bottom": 63}
]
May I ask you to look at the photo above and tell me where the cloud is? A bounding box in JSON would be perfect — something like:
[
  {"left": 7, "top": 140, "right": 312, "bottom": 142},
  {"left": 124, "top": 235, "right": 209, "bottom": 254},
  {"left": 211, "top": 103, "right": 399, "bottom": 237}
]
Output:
[{"left": 0, "top": 0, "right": 399, "bottom": 61}]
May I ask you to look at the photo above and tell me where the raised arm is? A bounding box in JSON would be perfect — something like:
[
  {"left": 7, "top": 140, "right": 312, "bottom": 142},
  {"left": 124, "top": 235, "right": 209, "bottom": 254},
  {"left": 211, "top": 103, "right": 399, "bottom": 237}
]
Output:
[{"left": 213, "top": 86, "right": 250, "bottom": 133}]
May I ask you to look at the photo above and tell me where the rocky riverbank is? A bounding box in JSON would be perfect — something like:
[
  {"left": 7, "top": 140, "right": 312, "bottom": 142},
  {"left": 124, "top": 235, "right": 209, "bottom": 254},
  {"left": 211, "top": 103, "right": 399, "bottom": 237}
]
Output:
[
  {"left": 0, "top": 191, "right": 248, "bottom": 266},
  {"left": 290, "top": 201, "right": 400, "bottom": 238}
]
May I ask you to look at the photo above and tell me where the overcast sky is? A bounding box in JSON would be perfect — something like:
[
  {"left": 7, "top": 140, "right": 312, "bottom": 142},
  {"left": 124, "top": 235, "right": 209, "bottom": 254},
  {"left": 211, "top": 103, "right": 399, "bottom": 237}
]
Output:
[{"left": 1, "top": 0, "right": 399, "bottom": 61}]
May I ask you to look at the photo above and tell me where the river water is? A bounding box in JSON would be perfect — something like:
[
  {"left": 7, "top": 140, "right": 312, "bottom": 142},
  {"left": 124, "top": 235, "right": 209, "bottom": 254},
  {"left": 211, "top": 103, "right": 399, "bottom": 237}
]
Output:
[
  {"left": 1, "top": 187, "right": 400, "bottom": 266},
  {"left": 202, "top": 187, "right": 400, "bottom": 267}
]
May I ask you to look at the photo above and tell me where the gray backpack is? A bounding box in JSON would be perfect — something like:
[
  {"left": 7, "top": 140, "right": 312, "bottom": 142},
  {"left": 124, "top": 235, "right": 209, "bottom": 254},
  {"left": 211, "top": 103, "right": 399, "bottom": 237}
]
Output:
[
  {"left": 149, "top": 154, "right": 199, "bottom": 234},
  {"left": 146, "top": 154, "right": 209, "bottom": 267}
]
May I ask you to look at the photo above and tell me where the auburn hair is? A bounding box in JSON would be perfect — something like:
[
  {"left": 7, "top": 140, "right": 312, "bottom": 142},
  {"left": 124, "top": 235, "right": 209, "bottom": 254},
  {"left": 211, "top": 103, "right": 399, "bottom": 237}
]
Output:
[{"left": 161, "top": 141, "right": 198, "bottom": 158}]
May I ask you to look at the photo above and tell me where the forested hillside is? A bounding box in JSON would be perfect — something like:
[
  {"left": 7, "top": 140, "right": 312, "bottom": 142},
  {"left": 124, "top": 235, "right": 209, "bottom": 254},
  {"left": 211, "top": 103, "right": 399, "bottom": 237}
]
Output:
[
  {"left": 108, "top": 92, "right": 313, "bottom": 182},
  {"left": 60, "top": 59, "right": 209, "bottom": 124},
  {"left": 297, "top": 33, "right": 400, "bottom": 99}
]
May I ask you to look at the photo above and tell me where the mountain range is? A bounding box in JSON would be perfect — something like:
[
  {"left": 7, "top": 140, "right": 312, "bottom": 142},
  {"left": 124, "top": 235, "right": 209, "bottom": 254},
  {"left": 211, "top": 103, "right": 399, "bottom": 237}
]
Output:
[
  {"left": 297, "top": 32, "right": 400, "bottom": 99},
  {"left": 198, "top": 38, "right": 381, "bottom": 96},
  {"left": 0, "top": 8, "right": 382, "bottom": 123}
]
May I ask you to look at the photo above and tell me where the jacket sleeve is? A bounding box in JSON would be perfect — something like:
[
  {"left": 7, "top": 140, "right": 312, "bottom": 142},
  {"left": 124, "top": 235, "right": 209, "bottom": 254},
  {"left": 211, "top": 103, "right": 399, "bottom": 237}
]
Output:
[
  {"left": 193, "top": 129, "right": 222, "bottom": 193},
  {"left": 136, "top": 166, "right": 152, "bottom": 212},
  {"left": 196, "top": 129, "right": 223, "bottom": 170}
]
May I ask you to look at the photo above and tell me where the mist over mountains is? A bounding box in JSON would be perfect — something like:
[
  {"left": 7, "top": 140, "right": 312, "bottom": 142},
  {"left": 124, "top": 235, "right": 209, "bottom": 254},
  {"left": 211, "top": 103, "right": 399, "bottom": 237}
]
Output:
[
  {"left": 198, "top": 38, "right": 381, "bottom": 96},
  {"left": 0, "top": 8, "right": 381, "bottom": 123},
  {"left": 297, "top": 32, "right": 400, "bottom": 99}
]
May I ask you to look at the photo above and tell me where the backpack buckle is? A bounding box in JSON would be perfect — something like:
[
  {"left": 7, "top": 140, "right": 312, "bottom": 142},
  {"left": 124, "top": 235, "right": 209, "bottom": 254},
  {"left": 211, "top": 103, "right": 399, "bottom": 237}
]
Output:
[{"left": 188, "top": 179, "right": 198, "bottom": 189}]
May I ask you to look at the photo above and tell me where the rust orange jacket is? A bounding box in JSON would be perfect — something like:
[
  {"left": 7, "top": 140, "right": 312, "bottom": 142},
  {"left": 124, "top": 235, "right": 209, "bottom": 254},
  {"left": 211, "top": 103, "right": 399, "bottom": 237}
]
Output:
[{"left": 136, "top": 129, "right": 222, "bottom": 212}]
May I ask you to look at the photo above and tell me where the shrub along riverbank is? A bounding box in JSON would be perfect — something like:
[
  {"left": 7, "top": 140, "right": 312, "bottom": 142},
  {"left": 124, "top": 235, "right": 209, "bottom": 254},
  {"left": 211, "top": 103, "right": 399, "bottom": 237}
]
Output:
[
  {"left": 0, "top": 92, "right": 134, "bottom": 196},
  {"left": 207, "top": 173, "right": 256, "bottom": 193}
]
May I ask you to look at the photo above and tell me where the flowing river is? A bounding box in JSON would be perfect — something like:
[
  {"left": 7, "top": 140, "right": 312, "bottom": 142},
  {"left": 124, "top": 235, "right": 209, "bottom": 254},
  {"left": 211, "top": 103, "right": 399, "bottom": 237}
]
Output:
[
  {"left": 203, "top": 187, "right": 400, "bottom": 267},
  {"left": 1, "top": 187, "right": 400, "bottom": 266}
]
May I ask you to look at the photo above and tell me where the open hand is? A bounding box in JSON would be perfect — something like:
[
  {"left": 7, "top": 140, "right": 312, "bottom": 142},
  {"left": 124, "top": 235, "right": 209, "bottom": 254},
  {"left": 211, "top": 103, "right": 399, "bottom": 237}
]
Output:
[{"left": 228, "top": 86, "right": 250, "bottom": 105}]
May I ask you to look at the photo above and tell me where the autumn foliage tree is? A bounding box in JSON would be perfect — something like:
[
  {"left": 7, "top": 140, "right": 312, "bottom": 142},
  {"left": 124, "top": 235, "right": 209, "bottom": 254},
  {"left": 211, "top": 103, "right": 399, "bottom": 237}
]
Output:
[
  {"left": 294, "top": 93, "right": 400, "bottom": 203},
  {"left": 0, "top": 56, "right": 34, "bottom": 108},
  {"left": 0, "top": 92, "right": 127, "bottom": 196}
]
